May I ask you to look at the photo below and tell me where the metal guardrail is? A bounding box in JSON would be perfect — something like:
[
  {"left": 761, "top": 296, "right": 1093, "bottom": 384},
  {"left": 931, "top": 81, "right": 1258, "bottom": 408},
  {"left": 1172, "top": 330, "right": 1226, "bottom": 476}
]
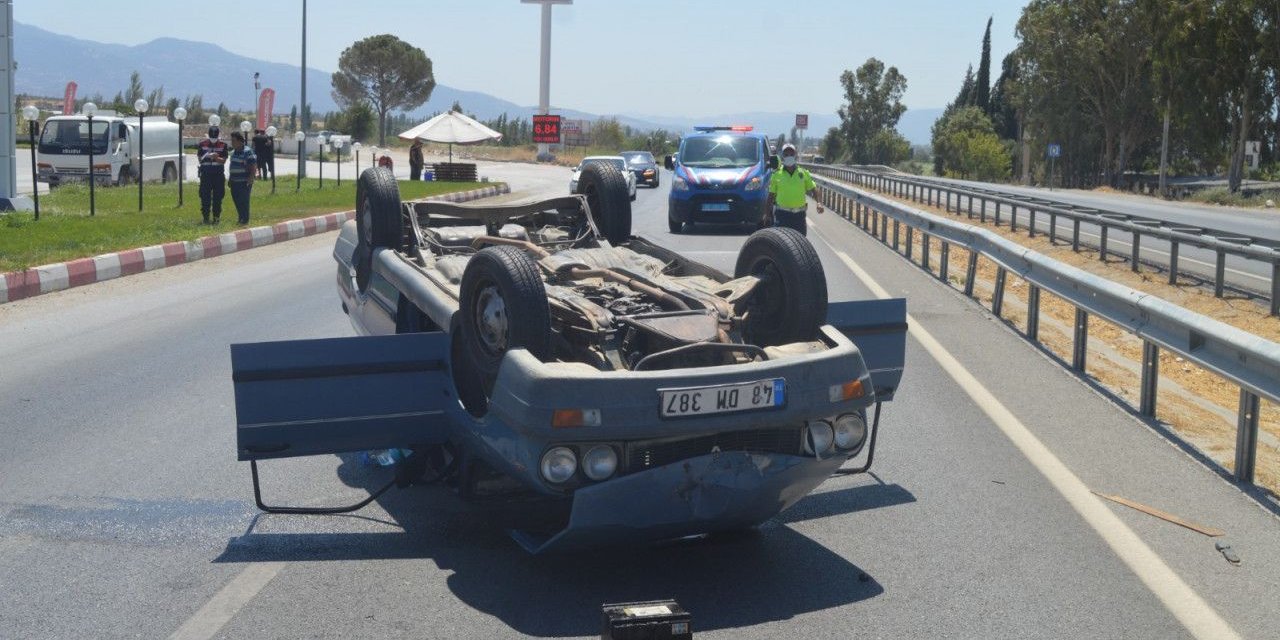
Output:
[
  {"left": 808, "top": 164, "right": 1280, "bottom": 316},
  {"left": 811, "top": 172, "right": 1280, "bottom": 485}
]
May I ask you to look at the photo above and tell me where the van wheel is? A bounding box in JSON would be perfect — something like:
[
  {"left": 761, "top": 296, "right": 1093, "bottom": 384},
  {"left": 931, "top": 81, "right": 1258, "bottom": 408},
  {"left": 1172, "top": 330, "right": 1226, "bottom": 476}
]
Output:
[
  {"left": 458, "top": 246, "right": 551, "bottom": 397},
  {"left": 117, "top": 167, "right": 133, "bottom": 186},
  {"left": 162, "top": 163, "right": 178, "bottom": 184},
  {"left": 354, "top": 167, "right": 403, "bottom": 292},
  {"left": 735, "top": 227, "right": 828, "bottom": 346}
]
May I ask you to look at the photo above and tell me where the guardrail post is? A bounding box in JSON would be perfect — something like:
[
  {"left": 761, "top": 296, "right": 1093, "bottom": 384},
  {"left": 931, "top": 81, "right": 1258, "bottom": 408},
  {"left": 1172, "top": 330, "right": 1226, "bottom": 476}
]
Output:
[
  {"left": 1072, "top": 309, "right": 1089, "bottom": 371},
  {"left": 940, "top": 242, "right": 950, "bottom": 281},
  {"left": 1049, "top": 214, "right": 1058, "bottom": 244},
  {"left": 992, "top": 267, "right": 1007, "bottom": 317},
  {"left": 1168, "top": 242, "right": 1180, "bottom": 285},
  {"left": 1131, "top": 232, "right": 1142, "bottom": 273},
  {"left": 1140, "top": 341, "right": 1159, "bottom": 417},
  {"left": 1027, "top": 285, "right": 1041, "bottom": 341},
  {"left": 905, "top": 226, "right": 914, "bottom": 260},
  {"left": 1072, "top": 219, "right": 1081, "bottom": 251},
  {"left": 1270, "top": 262, "right": 1279, "bottom": 316},
  {"left": 964, "top": 251, "right": 978, "bottom": 297},
  {"left": 1028, "top": 210, "right": 1037, "bottom": 238},
  {"left": 967, "top": 195, "right": 974, "bottom": 217},
  {"left": 1011, "top": 206, "right": 1019, "bottom": 232},
  {"left": 922, "top": 234, "right": 931, "bottom": 271},
  {"left": 1235, "top": 389, "right": 1260, "bottom": 483},
  {"left": 1214, "top": 250, "right": 1226, "bottom": 297},
  {"left": 927, "top": 188, "right": 934, "bottom": 206},
  {"left": 1099, "top": 225, "right": 1109, "bottom": 262},
  {"left": 880, "top": 212, "right": 888, "bottom": 242},
  {"left": 945, "top": 191, "right": 952, "bottom": 213},
  {"left": 893, "top": 220, "right": 901, "bottom": 251},
  {"left": 856, "top": 202, "right": 864, "bottom": 227},
  {"left": 989, "top": 202, "right": 996, "bottom": 223}
]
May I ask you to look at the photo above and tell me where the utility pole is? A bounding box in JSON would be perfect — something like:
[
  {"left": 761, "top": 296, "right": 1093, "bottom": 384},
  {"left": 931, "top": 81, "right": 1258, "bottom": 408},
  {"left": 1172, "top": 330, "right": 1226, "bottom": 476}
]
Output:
[
  {"left": 299, "top": 0, "right": 307, "bottom": 178},
  {"left": 0, "top": 0, "right": 25, "bottom": 211},
  {"left": 521, "top": 0, "right": 571, "bottom": 161}
]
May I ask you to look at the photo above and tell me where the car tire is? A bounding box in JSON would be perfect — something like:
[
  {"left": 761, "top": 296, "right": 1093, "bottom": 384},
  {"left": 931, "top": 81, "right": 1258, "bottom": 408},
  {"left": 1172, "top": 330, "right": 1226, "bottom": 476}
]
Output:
[
  {"left": 354, "top": 167, "right": 403, "bottom": 292},
  {"left": 161, "top": 162, "right": 178, "bottom": 184},
  {"left": 668, "top": 214, "right": 683, "bottom": 234},
  {"left": 734, "top": 227, "right": 828, "bottom": 346},
  {"left": 458, "top": 245, "right": 552, "bottom": 397},
  {"left": 575, "top": 162, "right": 631, "bottom": 245},
  {"left": 117, "top": 167, "right": 132, "bottom": 186}
]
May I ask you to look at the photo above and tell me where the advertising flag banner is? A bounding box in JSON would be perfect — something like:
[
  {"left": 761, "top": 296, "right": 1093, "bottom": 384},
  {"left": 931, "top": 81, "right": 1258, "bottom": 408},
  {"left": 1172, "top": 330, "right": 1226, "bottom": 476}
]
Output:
[
  {"left": 63, "top": 82, "right": 78, "bottom": 115},
  {"left": 257, "top": 89, "right": 276, "bottom": 130}
]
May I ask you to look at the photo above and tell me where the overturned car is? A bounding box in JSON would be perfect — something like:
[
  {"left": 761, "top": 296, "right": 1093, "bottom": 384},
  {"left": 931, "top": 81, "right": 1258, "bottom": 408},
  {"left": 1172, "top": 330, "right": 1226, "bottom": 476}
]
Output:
[{"left": 230, "top": 164, "right": 906, "bottom": 553}]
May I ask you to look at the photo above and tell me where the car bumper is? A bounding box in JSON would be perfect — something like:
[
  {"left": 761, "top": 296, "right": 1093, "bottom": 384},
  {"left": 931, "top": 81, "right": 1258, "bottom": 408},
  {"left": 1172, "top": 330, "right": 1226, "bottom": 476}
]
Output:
[
  {"left": 510, "top": 450, "right": 847, "bottom": 553},
  {"left": 669, "top": 192, "right": 768, "bottom": 225}
]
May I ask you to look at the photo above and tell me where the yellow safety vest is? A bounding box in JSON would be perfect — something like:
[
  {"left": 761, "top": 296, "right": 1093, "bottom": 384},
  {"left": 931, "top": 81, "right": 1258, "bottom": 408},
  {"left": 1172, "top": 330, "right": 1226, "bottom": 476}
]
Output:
[{"left": 769, "top": 166, "right": 816, "bottom": 209}]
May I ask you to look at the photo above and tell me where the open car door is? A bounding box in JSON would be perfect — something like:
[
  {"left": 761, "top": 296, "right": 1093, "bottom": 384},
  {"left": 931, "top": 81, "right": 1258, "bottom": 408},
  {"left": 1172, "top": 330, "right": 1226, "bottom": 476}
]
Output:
[{"left": 826, "top": 298, "right": 907, "bottom": 401}]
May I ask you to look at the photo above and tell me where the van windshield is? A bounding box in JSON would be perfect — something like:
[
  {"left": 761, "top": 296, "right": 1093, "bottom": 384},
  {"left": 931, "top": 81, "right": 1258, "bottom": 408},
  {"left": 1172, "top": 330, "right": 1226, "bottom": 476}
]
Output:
[
  {"left": 679, "top": 136, "right": 760, "bottom": 168},
  {"left": 39, "top": 120, "right": 110, "bottom": 155}
]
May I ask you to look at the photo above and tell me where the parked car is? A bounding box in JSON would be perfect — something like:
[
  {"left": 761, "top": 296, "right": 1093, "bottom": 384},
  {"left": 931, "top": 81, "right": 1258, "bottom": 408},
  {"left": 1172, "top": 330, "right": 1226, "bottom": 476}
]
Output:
[
  {"left": 621, "top": 150, "right": 660, "bottom": 187},
  {"left": 228, "top": 164, "right": 906, "bottom": 554},
  {"left": 570, "top": 155, "right": 636, "bottom": 201}
]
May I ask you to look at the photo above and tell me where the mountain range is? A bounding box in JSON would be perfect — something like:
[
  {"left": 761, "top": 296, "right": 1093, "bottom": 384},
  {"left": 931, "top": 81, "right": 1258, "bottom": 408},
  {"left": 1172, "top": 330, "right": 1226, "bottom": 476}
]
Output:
[{"left": 14, "top": 21, "right": 939, "bottom": 144}]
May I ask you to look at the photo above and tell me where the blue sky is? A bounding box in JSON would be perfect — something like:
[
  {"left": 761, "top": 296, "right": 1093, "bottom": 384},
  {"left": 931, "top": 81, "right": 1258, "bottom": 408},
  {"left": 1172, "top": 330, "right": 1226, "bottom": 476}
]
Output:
[{"left": 20, "top": 0, "right": 1030, "bottom": 116}]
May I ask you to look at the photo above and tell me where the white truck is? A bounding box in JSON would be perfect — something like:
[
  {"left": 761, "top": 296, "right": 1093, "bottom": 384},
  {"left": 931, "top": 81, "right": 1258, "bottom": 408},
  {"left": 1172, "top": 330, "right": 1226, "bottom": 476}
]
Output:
[{"left": 36, "top": 111, "right": 182, "bottom": 188}]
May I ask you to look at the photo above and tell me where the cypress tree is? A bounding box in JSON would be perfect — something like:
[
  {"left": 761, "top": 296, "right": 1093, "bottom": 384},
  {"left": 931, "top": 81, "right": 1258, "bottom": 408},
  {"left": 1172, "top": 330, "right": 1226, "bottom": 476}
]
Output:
[{"left": 976, "top": 17, "right": 993, "bottom": 112}]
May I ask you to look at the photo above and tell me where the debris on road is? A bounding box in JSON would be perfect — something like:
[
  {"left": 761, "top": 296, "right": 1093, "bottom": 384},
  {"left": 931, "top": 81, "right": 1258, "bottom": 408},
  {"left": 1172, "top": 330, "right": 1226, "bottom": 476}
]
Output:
[
  {"left": 1215, "top": 541, "right": 1241, "bottom": 565},
  {"left": 1091, "top": 491, "right": 1225, "bottom": 537}
]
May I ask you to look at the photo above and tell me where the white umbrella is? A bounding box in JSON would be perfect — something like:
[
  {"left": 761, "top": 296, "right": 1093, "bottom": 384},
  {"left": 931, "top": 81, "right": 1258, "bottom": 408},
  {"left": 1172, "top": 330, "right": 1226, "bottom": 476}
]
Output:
[{"left": 398, "top": 111, "right": 503, "bottom": 163}]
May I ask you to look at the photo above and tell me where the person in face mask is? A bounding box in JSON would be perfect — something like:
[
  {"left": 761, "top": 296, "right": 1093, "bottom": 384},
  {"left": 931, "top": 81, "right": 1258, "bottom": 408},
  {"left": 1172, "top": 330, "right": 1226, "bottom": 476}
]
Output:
[
  {"left": 196, "top": 126, "right": 229, "bottom": 224},
  {"left": 765, "top": 143, "right": 823, "bottom": 235}
]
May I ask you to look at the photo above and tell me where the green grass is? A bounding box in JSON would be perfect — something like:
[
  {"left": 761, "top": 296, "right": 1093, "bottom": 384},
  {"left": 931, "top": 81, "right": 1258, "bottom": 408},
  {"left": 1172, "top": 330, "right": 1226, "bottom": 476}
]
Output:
[
  {"left": 1189, "top": 186, "right": 1279, "bottom": 208},
  {"left": 0, "top": 178, "right": 496, "bottom": 271}
]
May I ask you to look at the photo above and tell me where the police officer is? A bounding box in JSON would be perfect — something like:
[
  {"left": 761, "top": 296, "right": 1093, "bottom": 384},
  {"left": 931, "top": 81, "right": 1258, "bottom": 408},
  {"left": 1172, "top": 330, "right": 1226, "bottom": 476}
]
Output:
[
  {"left": 765, "top": 143, "right": 823, "bottom": 235},
  {"left": 197, "top": 126, "right": 229, "bottom": 224},
  {"left": 251, "top": 129, "right": 274, "bottom": 179},
  {"left": 227, "top": 132, "right": 258, "bottom": 225}
]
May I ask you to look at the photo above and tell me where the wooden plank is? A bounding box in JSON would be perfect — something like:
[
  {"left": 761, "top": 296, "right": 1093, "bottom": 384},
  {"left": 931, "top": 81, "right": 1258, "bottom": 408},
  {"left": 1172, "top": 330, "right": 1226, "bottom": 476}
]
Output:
[{"left": 1091, "top": 491, "right": 1225, "bottom": 537}]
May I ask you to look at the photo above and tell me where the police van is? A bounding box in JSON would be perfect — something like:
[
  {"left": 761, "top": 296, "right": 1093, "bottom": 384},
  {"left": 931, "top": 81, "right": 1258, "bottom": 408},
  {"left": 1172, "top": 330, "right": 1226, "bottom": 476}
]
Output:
[
  {"left": 663, "top": 126, "right": 777, "bottom": 233},
  {"left": 36, "top": 111, "right": 182, "bottom": 188}
]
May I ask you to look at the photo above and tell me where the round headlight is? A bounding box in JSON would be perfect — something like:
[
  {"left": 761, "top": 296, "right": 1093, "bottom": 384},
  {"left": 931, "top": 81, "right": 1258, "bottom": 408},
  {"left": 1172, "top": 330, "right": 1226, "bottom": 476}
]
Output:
[
  {"left": 804, "top": 421, "right": 835, "bottom": 456},
  {"left": 540, "top": 446, "right": 577, "bottom": 484},
  {"left": 582, "top": 445, "right": 618, "bottom": 481},
  {"left": 833, "top": 413, "right": 868, "bottom": 452}
]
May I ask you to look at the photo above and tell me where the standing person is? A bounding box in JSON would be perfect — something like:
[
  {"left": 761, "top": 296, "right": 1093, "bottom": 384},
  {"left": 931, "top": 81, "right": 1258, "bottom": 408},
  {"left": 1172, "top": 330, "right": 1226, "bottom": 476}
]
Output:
[
  {"left": 251, "top": 129, "right": 273, "bottom": 179},
  {"left": 765, "top": 143, "right": 823, "bottom": 235},
  {"left": 227, "top": 132, "right": 258, "bottom": 225},
  {"left": 409, "top": 139, "right": 424, "bottom": 181},
  {"left": 196, "top": 126, "right": 229, "bottom": 224}
]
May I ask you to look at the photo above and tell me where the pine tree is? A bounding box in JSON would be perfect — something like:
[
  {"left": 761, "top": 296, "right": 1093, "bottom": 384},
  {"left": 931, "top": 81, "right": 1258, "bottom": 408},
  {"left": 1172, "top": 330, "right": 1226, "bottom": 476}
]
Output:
[{"left": 976, "top": 17, "right": 993, "bottom": 112}]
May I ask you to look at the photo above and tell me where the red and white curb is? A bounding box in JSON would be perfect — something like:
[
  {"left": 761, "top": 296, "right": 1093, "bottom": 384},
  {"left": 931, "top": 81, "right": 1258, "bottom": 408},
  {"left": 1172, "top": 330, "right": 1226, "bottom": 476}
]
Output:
[{"left": 0, "top": 183, "right": 509, "bottom": 304}]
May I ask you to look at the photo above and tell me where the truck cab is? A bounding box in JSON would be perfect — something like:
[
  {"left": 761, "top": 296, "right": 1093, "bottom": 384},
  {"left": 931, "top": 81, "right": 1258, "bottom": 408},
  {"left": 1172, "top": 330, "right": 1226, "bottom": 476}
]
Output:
[
  {"left": 663, "top": 126, "right": 776, "bottom": 234},
  {"left": 36, "top": 112, "right": 181, "bottom": 188}
]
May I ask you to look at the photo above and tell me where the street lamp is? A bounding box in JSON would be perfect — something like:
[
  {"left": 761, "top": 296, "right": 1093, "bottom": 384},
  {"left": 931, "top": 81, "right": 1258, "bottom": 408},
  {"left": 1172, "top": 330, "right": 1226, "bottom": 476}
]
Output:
[
  {"left": 333, "top": 137, "right": 344, "bottom": 186},
  {"left": 84, "top": 101, "right": 98, "bottom": 217},
  {"left": 266, "top": 125, "right": 278, "bottom": 193},
  {"left": 208, "top": 114, "right": 221, "bottom": 128},
  {"left": 173, "top": 107, "right": 187, "bottom": 207},
  {"left": 294, "top": 131, "right": 305, "bottom": 191},
  {"left": 22, "top": 104, "right": 40, "bottom": 220},
  {"left": 352, "top": 142, "right": 362, "bottom": 178},
  {"left": 134, "top": 99, "right": 149, "bottom": 211},
  {"left": 317, "top": 133, "right": 327, "bottom": 188}
]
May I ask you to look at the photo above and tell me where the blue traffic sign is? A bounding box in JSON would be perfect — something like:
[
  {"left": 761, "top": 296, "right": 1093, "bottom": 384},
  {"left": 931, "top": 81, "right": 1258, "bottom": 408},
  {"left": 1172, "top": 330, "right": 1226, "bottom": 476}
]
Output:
[{"left": 1047, "top": 143, "right": 1062, "bottom": 158}]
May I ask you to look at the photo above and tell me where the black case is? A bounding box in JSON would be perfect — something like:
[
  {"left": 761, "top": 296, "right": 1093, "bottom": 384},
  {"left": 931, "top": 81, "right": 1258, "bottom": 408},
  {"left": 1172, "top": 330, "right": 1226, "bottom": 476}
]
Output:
[{"left": 601, "top": 599, "right": 692, "bottom": 639}]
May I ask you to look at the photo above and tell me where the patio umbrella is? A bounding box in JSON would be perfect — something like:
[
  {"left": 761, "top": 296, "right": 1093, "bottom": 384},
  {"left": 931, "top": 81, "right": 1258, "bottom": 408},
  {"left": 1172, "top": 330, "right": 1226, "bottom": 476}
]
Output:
[{"left": 398, "top": 111, "right": 503, "bottom": 163}]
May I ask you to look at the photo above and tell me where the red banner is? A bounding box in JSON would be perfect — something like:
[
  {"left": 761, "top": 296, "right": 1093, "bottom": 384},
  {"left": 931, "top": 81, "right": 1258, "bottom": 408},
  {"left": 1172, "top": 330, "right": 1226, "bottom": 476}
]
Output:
[
  {"left": 256, "top": 89, "right": 275, "bottom": 130},
  {"left": 532, "top": 114, "right": 561, "bottom": 144},
  {"left": 63, "top": 82, "right": 77, "bottom": 115}
]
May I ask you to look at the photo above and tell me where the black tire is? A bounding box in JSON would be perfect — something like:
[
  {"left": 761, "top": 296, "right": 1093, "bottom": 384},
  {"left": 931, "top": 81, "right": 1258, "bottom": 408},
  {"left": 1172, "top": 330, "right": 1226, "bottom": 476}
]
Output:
[
  {"left": 575, "top": 162, "right": 631, "bottom": 245},
  {"left": 354, "top": 167, "right": 403, "bottom": 292},
  {"left": 458, "top": 246, "right": 552, "bottom": 396},
  {"left": 162, "top": 163, "right": 178, "bottom": 184},
  {"left": 734, "top": 227, "right": 828, "bottom": 346},
  {"left": 117, "top": 167, "right": 132, "bottom": 186},
  {"left": 668, "top": 213, "right": 683, "bottom": 234}
]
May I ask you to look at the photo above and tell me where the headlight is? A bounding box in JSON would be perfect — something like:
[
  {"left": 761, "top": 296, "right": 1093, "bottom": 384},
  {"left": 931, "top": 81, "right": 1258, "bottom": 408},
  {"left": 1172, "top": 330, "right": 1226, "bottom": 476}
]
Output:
[
  {"left": 833, "top": 413, "right": 868, "bottom": 452},
  {"left": 803, "top": 421, "right": 835, "bottom": 456},
  {"left": 582, "top": 445, "right": 618, "bottom": 481},
  {"left": 672, "top": 177, "right": 689, "bottom": 191},
  {"left": 540, "top": 446, "right": 577, "bottom": 484},
  {"left": 744, "top": 176, "right": 763, "bottom": 191}
]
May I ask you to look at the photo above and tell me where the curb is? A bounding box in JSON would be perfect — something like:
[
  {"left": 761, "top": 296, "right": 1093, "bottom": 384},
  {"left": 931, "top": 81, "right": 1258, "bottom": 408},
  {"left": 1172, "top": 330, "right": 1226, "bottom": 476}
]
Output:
[{"left": 0, "top": 183, "right": 510, "bottom": 305}]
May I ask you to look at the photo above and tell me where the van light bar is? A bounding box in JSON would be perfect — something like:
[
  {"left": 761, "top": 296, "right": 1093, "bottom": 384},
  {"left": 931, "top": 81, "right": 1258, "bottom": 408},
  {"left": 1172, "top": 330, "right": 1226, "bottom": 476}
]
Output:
[
  {"left": 829, "top": 379, "right": 865, "bottom": 402},
  {"left": 693, "top": 125, "right": 753, "bottom": 132},
  {"left": 552, "top": 408, "right": 602, "bottom": 428}
]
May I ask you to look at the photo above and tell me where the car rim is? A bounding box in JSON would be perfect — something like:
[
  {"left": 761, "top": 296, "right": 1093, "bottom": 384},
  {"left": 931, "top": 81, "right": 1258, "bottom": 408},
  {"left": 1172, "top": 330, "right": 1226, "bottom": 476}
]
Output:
[
  {"left": 474, "top": 284, "right": 508, "bottom": 354},
  {"left": 360, "top": 198, "right": 373, "bottom": 246}
]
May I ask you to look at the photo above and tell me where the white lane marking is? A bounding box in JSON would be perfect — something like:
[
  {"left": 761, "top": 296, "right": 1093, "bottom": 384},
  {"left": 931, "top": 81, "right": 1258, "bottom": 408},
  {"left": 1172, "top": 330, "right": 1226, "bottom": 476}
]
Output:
[
  {"left": 167, "top": 562, "right": 284, "bottom": 640},
  {"left": 812, "top": 226, "right": 1241, "bottom": 640}
]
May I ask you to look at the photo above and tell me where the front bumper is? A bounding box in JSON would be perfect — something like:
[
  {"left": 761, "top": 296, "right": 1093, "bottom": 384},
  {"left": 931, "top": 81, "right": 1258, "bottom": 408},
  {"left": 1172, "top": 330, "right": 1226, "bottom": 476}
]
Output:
[
  {"left": 669, "top": 191, "right": 768, "bottom": 225},
  {"left": 510, "top": 450, "right": 847, "bottom": 553}
]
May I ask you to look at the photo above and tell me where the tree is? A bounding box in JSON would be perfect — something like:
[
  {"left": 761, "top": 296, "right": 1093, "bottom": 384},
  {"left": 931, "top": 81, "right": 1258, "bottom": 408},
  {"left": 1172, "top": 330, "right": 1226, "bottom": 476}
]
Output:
[
  {"left": 450, "top": 100, "right": 463, "bottom": 113},
  {"left": 331, "top": 34, "right": 436, "bottom": 146},
  {"left": 933, "top": 106, "right": 1009, "bottom": 180},
  {"left": 869, "top": 129, "right": 911, "bottom": 165},
  {"left": 125, "top": 71, "right": 144, "bottom": 105},
  {"left": 289, "top": 105, "right": 297, "bottom": 131},
  {"left": 976, "top": 18, "right": 994, "bottom": 112},
  {"left": 342, "top": 101, "right": 376, "bottom": 141},
  {"left": 821, "top": 126, "right": 845, "bottom": 163},
  {"left": 164, "top": 97, "right": 180, "bottom": 117},
  {"left": 955, "top": 65, "right": 976, "bottom": 109},
  {"left": 183, "top": 94, "right": 206, "bottom": 124},
  {"left": 836, "top": 58, "right": 908, "bottom": 164},
  {"left": 987, "top": 52, "right": 1020, "bottom": 140},
  {"left": 593, "top": 117, "right": 624, "bottom": 149}
]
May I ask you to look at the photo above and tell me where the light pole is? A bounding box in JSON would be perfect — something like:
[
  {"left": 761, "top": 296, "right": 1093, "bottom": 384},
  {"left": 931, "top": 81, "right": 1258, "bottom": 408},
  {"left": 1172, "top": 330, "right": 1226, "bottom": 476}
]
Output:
[
  {"left": 317, "top": 133, "right": 327, "bottom": 188},
  {"left": 22, "top": 105, "right": 39, "bottom": 220},
  {"left": 352, "top": 141, "right": 362, "bottom": 178},
  {"left": 333, "top": 137, "right": 344, "bottom": 186},
  {"left": 84, "top": 102, "right": 97, "bottom": 217},
  {"left": 134, "top": 99, "right": 149, "bottom": 211},
  {"left": 299, "top": 0, "right": 308, "bottom": 179},
  {"left": 294, "top": 130, "right": 305, "bottom": 191},
  {"left": 173, "top": 107, "right": 187, "bottom": 207},
  {"left": 266, "top": 125, "right": 278, "bottom": 193},
  {"left": 521, "top": 0, "right": 572, "bottom": 162}
]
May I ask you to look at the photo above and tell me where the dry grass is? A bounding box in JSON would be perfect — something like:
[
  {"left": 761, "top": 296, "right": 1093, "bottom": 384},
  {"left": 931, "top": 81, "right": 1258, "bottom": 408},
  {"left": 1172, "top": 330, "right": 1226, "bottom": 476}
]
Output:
[{"left": 842, "top": 193, "right": 1280, "bottom": 494}]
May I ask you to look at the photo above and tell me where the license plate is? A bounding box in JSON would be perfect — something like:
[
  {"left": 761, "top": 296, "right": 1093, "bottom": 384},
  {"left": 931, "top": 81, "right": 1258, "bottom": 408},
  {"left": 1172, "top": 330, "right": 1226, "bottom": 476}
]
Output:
[
  {"left": 701, "top": 203, "right": 731, "bottom": 212},
  {"left": 660, "top": 378, "right": 785, "bottom": 418}
]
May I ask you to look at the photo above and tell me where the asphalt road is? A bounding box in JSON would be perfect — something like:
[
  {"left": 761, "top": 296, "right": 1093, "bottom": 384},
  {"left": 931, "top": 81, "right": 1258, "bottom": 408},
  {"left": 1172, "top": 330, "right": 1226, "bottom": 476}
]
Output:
[
  {"left": 2, "top": 165, "right": 1279, "bottom": 639},
  {"left": 871, "top": 173, "right": 1280, "bottom": 297}
]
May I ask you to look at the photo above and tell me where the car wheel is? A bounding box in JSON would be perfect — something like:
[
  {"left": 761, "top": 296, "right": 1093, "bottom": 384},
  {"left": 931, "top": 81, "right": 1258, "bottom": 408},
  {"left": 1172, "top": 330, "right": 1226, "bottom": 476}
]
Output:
[
  {"left": 117, "top": 167, "right": 132, "bottom": 186},
  {"left": 354, "top": 167, "right": 403, "bottom": 292},
  {"left": 668, "top": 214, "right": 683, "bottom": 234},
  {"left": 162, "top": 163, "right": 178, "bottom": 184},
  {"left": 734, "top": 227, "right": 828, "bottom": 346},
  {"left": 459, "top": 246, "right": 552, "bottom": 397},
  {"left": 575, "top": 162, "right": 631, "bottom": 245}
]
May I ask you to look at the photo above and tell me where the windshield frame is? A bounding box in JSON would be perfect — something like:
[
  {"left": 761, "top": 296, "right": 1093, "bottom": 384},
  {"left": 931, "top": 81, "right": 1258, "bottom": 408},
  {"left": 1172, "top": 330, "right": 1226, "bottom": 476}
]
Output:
[{"left": 678, "top": 135, "right": 761, "bottom": 169}]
